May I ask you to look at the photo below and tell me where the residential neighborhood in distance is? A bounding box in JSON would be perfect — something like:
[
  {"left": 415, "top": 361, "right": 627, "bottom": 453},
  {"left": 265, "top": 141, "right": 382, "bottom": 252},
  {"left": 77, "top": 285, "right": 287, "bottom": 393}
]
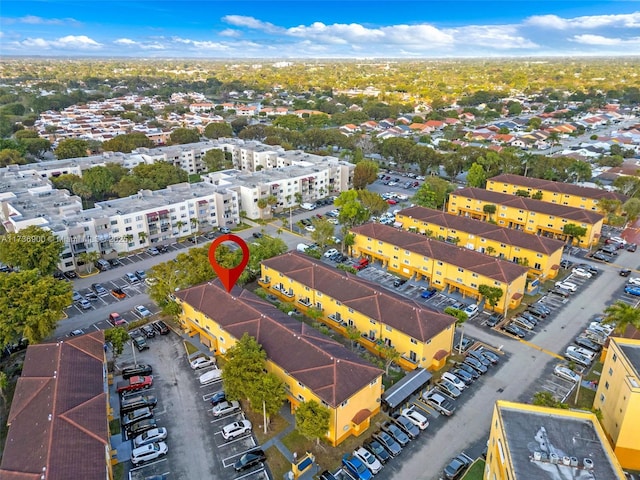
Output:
[{"left": 2, "top": 3, "right": 640, "bottom": 480}]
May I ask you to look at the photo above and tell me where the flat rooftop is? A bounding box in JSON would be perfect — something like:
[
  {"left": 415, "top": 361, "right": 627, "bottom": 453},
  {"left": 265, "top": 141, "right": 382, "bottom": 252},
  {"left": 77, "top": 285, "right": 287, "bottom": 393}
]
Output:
[
  {"left": 618, "top": 341, "right": 640, "bottom": 376},
  {"left": 498, "top": 402, "right": 623, "bottom": 479}
]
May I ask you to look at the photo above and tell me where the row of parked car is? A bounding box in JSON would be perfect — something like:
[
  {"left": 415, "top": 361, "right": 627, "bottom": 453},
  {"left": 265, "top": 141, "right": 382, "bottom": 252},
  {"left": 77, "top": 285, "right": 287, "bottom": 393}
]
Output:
[{"left": 564, "top": 316, "right": 614, "bottom": 367}]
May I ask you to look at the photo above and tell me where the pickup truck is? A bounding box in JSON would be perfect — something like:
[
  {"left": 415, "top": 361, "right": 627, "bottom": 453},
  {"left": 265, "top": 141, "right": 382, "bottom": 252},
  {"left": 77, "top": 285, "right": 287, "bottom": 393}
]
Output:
[
  {"left": 116, "top": 375, "right": 153, "bottom": 394},
  {"left": 422, "top": 390, "right": 456, "bottom": 416}
]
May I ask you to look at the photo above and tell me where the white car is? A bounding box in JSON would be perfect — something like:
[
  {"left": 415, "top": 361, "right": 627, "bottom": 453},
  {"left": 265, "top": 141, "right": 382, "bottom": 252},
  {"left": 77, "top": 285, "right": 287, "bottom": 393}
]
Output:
[
  {"left": 553, "top": 364, "right": 581, "bottom": 383},
  {"left": 135, "top": 305, "right": 152, "bottom": 317},
  {"left": 305, "top": 225, "right": 316, "bottom": 232},
  {"left": 190, "top": 356, "right": 216, "bottom": 370},
  {"left": 571, "top": 268, "right": 592, "bottom": 278},
  {"left": 567, "top": 346, "right": 596, "bottom": 360},
  {"left": 353, "top": 447, "right": 383, "bottom": 474},
  {"left": 133, "top": 427, "right": 168, "bottom": 448},
  {"left": 130, "top": 442, "right": 168, "bottom": 465},
  {"left": 199, "top": 367, "right": 222, "bottom": 385},
  {"left": 462, "top": 304, "right": 479, "bottom": 318},
  {"left": 628, "top": 277, "right": 640, "bottom": 286},
  {"left": 588, "top": 322, "right": 614, "bottom": 337},
  {"left": 564, "top": 349, "right": 592, "bottom": 367},
  {"left": 400, "top": 406, "right": 429, "bottom": 430},
  {"left": 327, "top": 218, "right": 339, "bottom": 225},
  {"left": 442, "top": 372, "right": 467, "bottom": 391},
  {"left": 221, "top": 420, "right": 252, "bottom": 440},
  {"left": 324, "top": 248, "right": 339, "bottom": 258},
  {"left": 212, "top": 400, "right": 240, "bottom": 417},
  {"left": 555, "top": 281, "right": 577, "bottom": 292}
]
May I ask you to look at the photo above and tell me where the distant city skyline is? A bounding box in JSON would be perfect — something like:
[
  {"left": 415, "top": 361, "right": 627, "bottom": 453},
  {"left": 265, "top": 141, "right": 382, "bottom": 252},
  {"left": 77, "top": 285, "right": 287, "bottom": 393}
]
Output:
[{"left": 1, "top": 1, "right": 640, "bottom": 58}]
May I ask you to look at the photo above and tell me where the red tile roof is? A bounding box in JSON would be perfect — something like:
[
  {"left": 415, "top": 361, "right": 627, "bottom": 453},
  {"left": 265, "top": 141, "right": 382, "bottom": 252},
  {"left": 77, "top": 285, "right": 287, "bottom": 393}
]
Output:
[
  {"left": 351, "top": 223, "right": 529, "bottom": 284},
  {"left": 175, "top": 281, "right": 382, "bottom": 408},
  {"left": 452, "top": 187, "right": 605, "bottom": 224},
  {"left": 397, "top": 206, "right": 565, "bottom": 255},
  {"left": 0, "top": 331, "right": 108, "bottom": 480},
  {"left": 261, "top": 252, "right": 457, "bottom": 343},
  {"left": 488, "top": 173, "right": 628, "bottom": 203}
]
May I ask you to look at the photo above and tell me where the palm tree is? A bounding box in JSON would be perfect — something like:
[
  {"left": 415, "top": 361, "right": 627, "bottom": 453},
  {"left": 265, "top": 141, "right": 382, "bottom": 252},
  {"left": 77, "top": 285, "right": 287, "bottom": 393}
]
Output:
[
  {"left": 72, "top": 182, "right": 92, "bottom": 208},
  {"left": 294, "top": 192, "right": 303, "bottom": 205},
  {"left": 266, "top": 195, "right": 278, "bottom": 218},
  {"left": 603, "top": 301, "right": 640, "bottom": 335},
  {"left": 257, "top": 198, "right": 268, "bottom": 219},
  {"left": 76, "top": 251, "right": 100, "bottom": 273},
  {"left": 0, "top": 371, "right": 8, "bottom": 406},
  {"left": 138, "top": 232, "right": 148, "bottom": 245},
  {"left": 123, "top": 234, "right": 134, "bottom": 245},
  {"left": 174, "top": 220, "right": 186, "bottom": 237}
]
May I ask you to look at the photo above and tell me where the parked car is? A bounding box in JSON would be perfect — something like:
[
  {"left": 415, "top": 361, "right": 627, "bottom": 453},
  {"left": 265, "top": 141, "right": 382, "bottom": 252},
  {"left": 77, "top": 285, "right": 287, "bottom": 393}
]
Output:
[
  {"left": 393, "top": 278, "right": 407, "bottom": 288},
  {"left": 135, "top": 305, "right": 152, "bottom": 317},
  {"left": 91, "top": 283, "right": 108, "bottom": 295},
  {"left": 466, "top": 350, "right": 491, "bottom": 367},
  {"left": 463, "top": 356, "right": 488, "bottom": 373},
  {"left": 234, "top": 448, "right": 266, "bottom": 472},
  {"left": 122, "top": 407, "right": 154, "bottom": 427},
  {"left": 135, "top": 270, "right": 146, "bottom": 281},
  {"left": 147, "top": 247, "right": 160, "bottom": 256},
  {"left": 199, "top": 367, "right": 222, "bottom": 385},
  {"left": 555, "top": 281, "right": 577, "bottom": 292},
  {"left": 131, "top": 442, "right": 168, "bottom": 466},
  {"left": 452, "top": 368, "right": 474, "bottom": 385},
  {"left": 400, "top": 406, "right": 429, "bottom": 430},
  {"left": 343, "top": 453, "right": 374, "bottom": 480},
  {"left": 437, "top": 379, "right": 462, "bottom": 398},
  {"left": 560, "top": 259, "right": 574, "bottom": 269},
  {"left": 442, "top": 372, "right": 467, "bottom": 391},
  {"left": 132, "top": 427, "right": 168, "bottom": 448},
  {"left": 592, "top": 251, "right": 613, "bottom": 262},
  {"left": 553, "top": 364, "right": 581, "bottom": 383},
  {"left": 211, "top": 400, "right": 240, "bottom": 417},
  {"left": 362, "top": 439, "right": 391, "bottom": 464},
  {"left": 130, "top": 333, "right": 148, "bottom": 351},
  {"left": 111, "top": 287, "right": 127, "bottom": 299},
  {"left": 526, "top": 305, "right": 548, "bottom": 318},
  {"left": 567, "top": 345, "right": 596, "bottom": 361},
  {"left": 444, "top": 454, "right": 472, "bottom": 480},
  {"left": 455, "top": 362, "right": 480, "bottom": 380},
  {"left": 78, "top": 298, "right": 92, "bottom": 310},
  {"left": 479, "top": 349, "right": 500, "bottom": 365},
  {"left": 513, "top": 316, "right": 536, "bottom": 331},
  {"left": 625, "top": 285, "right": 640, "bottom": 296},
  {"left": 140, "top": 325, "right": 156, "bottom": 338},
  {"left": 210, "top": 391, "right": 226, "bottom": 406},
  {"left": 372, "top": 431, "right": 402, "bottom": 457},
  {"left": 324, "top": 248, "right": 339, "bottom": 258},
  {"left": 462, "top": 303, "right": 479, "bottom": 318},
  {"left": 381, "top": 421, "right": 410, "bottom": 446},
  {"left": 121, "top": 394, "right": 157, "bottom": 414},
  {"left": 502, "top": 322, "right": 526, "bottom": 338},
  {"left": 219, "top": 226, "right": 232, "bottom": 234},
  {"left": 574, "top": 336, "right": 602, "bottom": 353},
  {"left": 122, "top": 364, "right": 153, "bottom": 379},
  {"left": 190, "top": 356, "right": 216, "bottom": 369},
  {"left": 531, "top": 302, "right": 551, "bottom": 314},
  {"left": 126, "top": 418, "right": 157, "bottom": 436},
  {"left": 353, "top": 447, "right": 383, "bottom": 474},
  {"left": 420, "top": 287, "right": 437, "bottom": 299},
  {"left": 422, "top": 390, "right": 456, "bottom": 416},
  {"left": 564, "top": 348, "right": 592, "bottom": 367},
  {"left": 550, "top": 287, "right": 571, "bottom": 298},
  {"left": 126, "top": 272, "right": 140, "bottom": 284},
  {"left": 221, "top": 420, "right": 252, "bottom": 441},
  {"left": 393, "top": 414, "right": 420, "bottom": 439},
  {"left": 319, "top": 471, "right": 338, "bottom": 480},
  {"left": 572, "top": 267, "right": 592, "bottom": 278},
  {"left": 486, "top": 312, "right": 503, "bottom": 327},
  {"left": 152, "top": 320, "right": 170, "bottom": 335},
  {"left": 627, "top": 243, "right": 637, "bottom": 252}
]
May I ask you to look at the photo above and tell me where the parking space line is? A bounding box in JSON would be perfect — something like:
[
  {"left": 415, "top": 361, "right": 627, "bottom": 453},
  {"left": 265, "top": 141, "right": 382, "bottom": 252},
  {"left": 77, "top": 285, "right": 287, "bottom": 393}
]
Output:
[
  {"left": 210, "top": 413, "right": 239, "bottom": 424},
  {"left": 234, "top": 467, "right": 265, "bottom": 479},
  {"left": 222, "top": 443, "right": 258, "bottom": 468},
  {"left": 129, "top": 458, "right": 168, "bottom": 471}
]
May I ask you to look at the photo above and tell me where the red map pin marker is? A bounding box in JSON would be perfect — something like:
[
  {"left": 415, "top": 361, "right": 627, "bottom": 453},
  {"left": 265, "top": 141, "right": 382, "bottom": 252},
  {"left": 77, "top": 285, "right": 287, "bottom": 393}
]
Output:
[{"left": 208, "top": 234, "right": 250, "bottom": 293}]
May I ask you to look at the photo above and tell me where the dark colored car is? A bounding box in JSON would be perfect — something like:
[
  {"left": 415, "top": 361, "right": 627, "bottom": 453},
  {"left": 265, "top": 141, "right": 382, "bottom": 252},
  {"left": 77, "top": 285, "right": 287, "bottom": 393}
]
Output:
[
  {"left": 63, "top": 270, "right": 78, "bottom": 279},
  {"left": 381, "top": 421, "right": 410, "bottom": 446},
  {"left": 393, "top": 278, "right": 407, "bottom": 288},
  {"left": 210, "top": 391, "right": 226, "bottom": 406},
  {"left": 363, "top": 439, "right": 391, "bottom": 464},
  {"left": 559, "top": 259, "right": 573, "bottom": 269},
  {"left": 444, "top": 454, "right": 471, "bottom": 480},
  {"left": 131, "top": 334, "right": 149, "bottom": 352},
  {"left": 141, "top": 325, "right": 156, "bottom": 338},
  {"left": 157, "top": 245, "right": 168, "bottom": 253},
  {"left": 53, "top": 271, "right": 65, "bottom": 280},
  {"left": 152, "top": 321, "right": 170, "bottom": 335},
  {"left": 455, "top": 362, "right": 480, "bottom": 380},
  {"left": 252, "top": 232, "right": 263, "bottom": 239},
  {"left": 592, "top": 251, "right": 613, "bottom": 262},
  {"left": 452, "top": 368, "right": 474, "bottom": 385},
  {"left": 122, "top": 364, "right": 153, "bottom": 380},
  {"left": 620, "top": 269, "right": 632, "bottom": 277},
  {"left": 234, "top": 448, "right": 266, "bottom": 472},
  {"left": 393, "top": 415, "right": 420, "bottom": 439},
  {"left": 519, "top": 311, "right": 539, "bottom": 326},
  {"left": 467, "top": 350, "right": 491, "bottom": 366},
  {"left": 421, "top": 287, "right": 437, "bottom": 299},
  {"left": 108, "top": 258, "right": 122, "bottom": 267},
  {"left": 319, "top": 471, "right": 338, "bottom": 480},
  {"left": 550, "top": 287, "right": 571, "bottom": 298},
  {"left": 574, "top": 336, "right": 602, "bottom": 352},
  {"left": 126, "top": 418, "right": 157, "bottom": 436},
  {"left": 627, "top": 243, "right": 637, "bottom": 252},
  {"left": 486, "top": 313, "right": 503, "bottom": 327},
  {"left": 576, "top": 263, "right": 599, "bottom": 276},
  {"left": 502, "top": 322, "right": 526, "bottom": 338},
  {"left": 479, "top": 349, "right": 500, "bottom": 364},
  {"left": 526, "top": 305, "right": 548, "bottom": 318},
  {"left": 372, "top": 431, "right": 402, "bottom": 457},
  {"left": 532, "top": 302, "right": 551, "bottom": 314}
]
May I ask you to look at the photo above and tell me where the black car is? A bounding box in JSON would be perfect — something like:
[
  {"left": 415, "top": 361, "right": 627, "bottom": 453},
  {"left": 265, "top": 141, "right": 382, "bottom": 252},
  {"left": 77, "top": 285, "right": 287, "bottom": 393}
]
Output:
[
  {"left": 210, "top": 391, "right": 227, "bottom": 406},
  {"left": 574, "top": 336, "right": 602, "bottom": 352},
  {"left": 526, "top": 305, "right": 548, "bottom": 318},
  {"left": 372, "top": 431, "right": 402, "bottom": 457},
  {"left": 463, "top": 356, "right": 488, "bottom": 374},
  {"left": 620, "top": 269, "right": 632, "bottom": 277},
  {"left": 131, "top": 334, "right": 149, "bottom": 352},
  {"left": 550, "top": 287, "right": 571, "bottom": 298},
  {"left": 318, "top": 471, "right": 338, "bottom": 480},
  {"left": 627, "top": 243, "right": 637, "bottom": 252},
  {"left": 53, "top": 271, "right": 65, "bottom": 280},
  {"left": 393, "top": 278, "right": 407, "bottom": 288},
  {"left": 122, "top": 364, "right": 153, "bottom": 379},
  {"left": 592, "top": 251, "right": 613, "bottom": 262},
  {"left": 126, "top": 418, "right": 157, "bottom": 436},
  {"left": 381, "top": 421, "right": 410, "bottom": 446},
  {"left": 559, "top": 259, "right": 573, "bottom": 269},
  {"left": 234, "top": 448, "right": 266, "bottom": 472},
  {"left": 152, "top": 321, "right": 170, "bottom": 335},
  {"left": 108, "top": 258, "right": 122, "bottom": 267},
  {"left": 363, "top": 439, "right": 391, "bottom": 464},
  {"left": 157, "top": 245, "right": 168, "bottom": 253},
  {"left": 519, "top": 311, "right": 539, "bottom": 325},
  {"left": 455, "top": 362, "right": 480, "bottom": 380},
  {"left": 64, "top": 270, "right": 77, "bottom": 279},
  {"left": 486, "top": 313, "right": 503, "bottom": 327},
  {"left": 444, "top": 454, "right": 471, "bottom": 480},
  {"left": 141, "top": 325, "right": 156, "bottom": 338},
  {"left": 252, "top": 232, "right": 263, "bottom": 239},
  {"left": 502, "top": 322, "right": 526, "bottom": 338}
]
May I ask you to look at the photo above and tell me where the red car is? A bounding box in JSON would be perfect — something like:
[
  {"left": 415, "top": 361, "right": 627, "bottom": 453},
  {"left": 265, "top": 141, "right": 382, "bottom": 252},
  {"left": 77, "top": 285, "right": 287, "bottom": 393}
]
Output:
[
  {"left": 108, "top": 312, "right": 126, "bottom": 326},
  {"left": 386, "top": 199, "right": 397, "bottom": 205},
  {"left": 353, "top": 258, "right": 370, "bottom": 270},
  {"left": 116, "top": 375, "right": 153, "bottom": 393}
]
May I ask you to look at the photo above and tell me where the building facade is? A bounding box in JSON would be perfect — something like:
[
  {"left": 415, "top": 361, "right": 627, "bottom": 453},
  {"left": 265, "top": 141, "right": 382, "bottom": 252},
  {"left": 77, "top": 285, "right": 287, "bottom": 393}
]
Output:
[
  {"left": 350, "top": 223, "right": 529, "bottom": 314},
  {"left": 259, "top": 252, "right": 457, "bottom": 371},
  {"left": 592, "top": 337, "right": 640, "bottom": 470},
  {"left": 174, "top": 281, "right": 383, "bottom": 447},
  {"left": 448, "top": 187, "right": 604, "bottom": 247},
  {"left": 485, "top": 400, "right": 625, "bottom": 480},
  {"left": 396, "top": 206, "right": 564, "bottom": 280}
]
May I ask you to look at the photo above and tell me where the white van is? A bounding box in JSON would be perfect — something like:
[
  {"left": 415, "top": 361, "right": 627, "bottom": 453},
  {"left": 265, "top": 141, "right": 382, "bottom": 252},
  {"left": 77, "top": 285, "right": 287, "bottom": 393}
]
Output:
[
  {"left": 300, "top": 203, "right": 316, "bottom": 211},
  {"left": 296, "top": 243, "right": 310, "bottom": 253},
  {"left": 199, "top": 367, "right": 222, "bottom": 385}
]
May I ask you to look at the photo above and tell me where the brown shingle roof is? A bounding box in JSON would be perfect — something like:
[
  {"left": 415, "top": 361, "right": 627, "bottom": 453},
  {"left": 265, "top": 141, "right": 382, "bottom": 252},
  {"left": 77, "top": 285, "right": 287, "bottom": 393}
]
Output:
[
  {"left": 488, "top": 173, "right": 628, "bottom": 203},
  {"left": 0, "top": 331, "right": 108, "bottom": 480},
  {"left": 452, "top": 187, "right": 604, "bottom": 224},
  {"left": 397, "top": 206, "right": 565, "bottom": 255},
  {"left": 175, "top": 281, "right": 382, "bottom": 408},
  {"left": 351, "top": 223, "right": 529, "bottom": 284},
  {"left": 261, "top": 252, "right": 457, "bottom": 342}
]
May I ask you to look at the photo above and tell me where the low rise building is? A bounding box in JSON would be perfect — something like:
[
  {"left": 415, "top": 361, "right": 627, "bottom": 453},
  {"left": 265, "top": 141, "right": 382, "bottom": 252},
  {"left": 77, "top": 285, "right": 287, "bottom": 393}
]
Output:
[
  {"left": 175, "top": 280, "right": 383, "bottom": 446},
  {"left": 487, "top": 173, "right": 628, "bottom": 214},
  {"left": 448, "top": 187, "right": 604, "bottom": 247},
  {"left": 396, "top": 206, "right": 564, "bottom": 280},
  {"left": 592, "top": 337, "right": 640, "bottom": 470},
  {"left": 350, "top": 223, "right": 529, "bottom": 313},
  {"left": 260, "top": 251, "right": 457, "bottom": 371},
  {"left": 0, "top": 331, "right": 112, "bottom": 480},
  {"left": 486, "top": 400, "right": 625, "bottom": 480}
]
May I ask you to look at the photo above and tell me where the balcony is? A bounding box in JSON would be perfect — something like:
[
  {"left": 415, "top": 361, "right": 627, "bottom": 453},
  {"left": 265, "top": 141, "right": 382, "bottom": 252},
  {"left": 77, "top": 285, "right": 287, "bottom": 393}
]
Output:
[
  {"left": 297, "top": 298, "right": 312, "bottom": 307},
  {"left": 258, "top": 277, "right": 271, "bottom": 287},
  {"left": 273, "top": 285, "right": 294, "bottom": 298},
  {"left": 328, "top": 313, "right": 342, "bottom": 323}
]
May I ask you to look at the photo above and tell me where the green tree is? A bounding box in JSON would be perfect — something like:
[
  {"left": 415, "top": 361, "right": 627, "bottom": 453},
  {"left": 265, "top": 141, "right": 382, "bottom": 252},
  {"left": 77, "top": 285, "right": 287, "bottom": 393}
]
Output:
[
  {"left": 466, "top": 162, "right": 487, "bottom": 188},
  {"left": 412, "top": 177, "right": 454, "bottom": 210},
  {"left": 247, "top": 372, "right": 287, "bottom": 427},
  {"left": 102, "top": 132, "right": 153, "bottom": 153},
  {"left": 21, "top": 138, "right": 51, "bottom": 158},
  {"left": 112, "top": 176, "right": 143, "bottom": 197},
  {"left": 381, "top": 137, "right": 414, "bottom": 165},
  {"left": 375, "top": 342, "right": 401, "bottom": 375},
  {"left": 256, "top": 198, "right": 268, "bottom": 219},
  {"left": 310, "top": 218, "right": 336, "bottom": 251},
  {"left": 273, "top": 114, "right": 306, "bottom": 131},
  {"left": 104, "top": 327, "right": 130, "bottom": 360},
  {"left": 55, "top": 138, "right": 89, "bottom": 159},
  {"left": 478, "top": 284, "right": 504, "bottom": 309},
  {"left": 358, "top": 190, "right": 389, "bottom": 218},
  {"left": 482, "top": 204, "right": 497, "bottom": 221},
  {"left": 202, "top": 149, "right": 232, "bottom": 172},
  {"left": 132, "top": 162, "right": 188, "bottom": 189},
  {"left": 334, "top": 190, "right": 369, "bottom": 229},
  {"left": 51, "top": 173, "right": 82, "bottom": 192},
  {"left": 444, "top": 306, "right": 468, "bottom": 324},
  {"left": 222, "top": 333, "right": 267, "bottom": 401},
  {"left": 352, "top": 160, "right": 379, "bottom": 189},
  {"left": 562, "top": 223, "right": 587, "bottom": 245},
  {"left": 169, "top": 128, "right": 200, "bottom": 145},
  {"left": 204, "top": 122, "right": 233, "bottom": 139},
  {"left": 0, "top": 269, "right": 72, "bottom": 346},
  {"left": 0, "top": 371, "right": 8, "bottom": 406},
  {"left": 83, "top": 165, "right": 115, "bottom": 199},
  {"left": 0, "top": 149, "right": 27, "bottom": 167},
  {"left": 345, "top": 325, "right": 362, "bottom": 351},
  {"left": 597, "top": 198, "right": 622, "bottom": 221},
  {"left": 0, "top": 226, "right": 64, "bottom": 275},
  {"left": 603, "top": 301, "right": 640, "bottom": 335},
  {"left": 613, "top": 176, "right": 640, "bottom": 197},
  {"left": 532, "top": 391, "right": 568, "bottom": 408},
  {"left": 76, "top": 251, "right": 100, "bottom": 273},
  {"left": 623, "top": 198, "right": 640, "bottom": 222},
  {"left": 295, "top": 400, "right": 331, "bottom": 446}
]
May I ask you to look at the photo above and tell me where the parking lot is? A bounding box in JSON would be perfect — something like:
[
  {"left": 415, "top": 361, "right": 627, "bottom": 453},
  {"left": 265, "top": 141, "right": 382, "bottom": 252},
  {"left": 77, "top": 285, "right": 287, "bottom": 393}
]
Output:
[{"left": 111, "top": 330, "right": 270, "bottom": 480}]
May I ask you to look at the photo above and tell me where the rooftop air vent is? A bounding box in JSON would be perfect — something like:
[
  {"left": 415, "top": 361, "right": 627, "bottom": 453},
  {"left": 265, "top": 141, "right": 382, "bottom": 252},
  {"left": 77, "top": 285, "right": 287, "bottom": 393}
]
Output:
[{"left": 583, "top": 458, "right": 594, "bottom": 470}]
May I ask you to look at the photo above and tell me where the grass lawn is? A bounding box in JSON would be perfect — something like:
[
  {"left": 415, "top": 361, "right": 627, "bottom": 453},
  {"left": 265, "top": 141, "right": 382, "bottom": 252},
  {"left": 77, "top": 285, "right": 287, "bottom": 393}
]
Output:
[
  {"left": 112, "top": 462, "right": 124, "bottom": 480},
  {"left": 243, "top": 409, "right": 289, "bottom": 445},
  {"left": 183, "top": 340, "right": 199, "bottom": 355},
  {"left": 109, "top": 419, "right": 121, "bottom": 436},
  {"left": 461, "top": 459, "right": 485, "bottom": 480},
  {"left": 568, "top": 386, "right": 597, "bottom": 410},
  {"left": 265, "top": 446, "right": 290, "bottom": 480},
  {"left": 584, "top": 361, "right": 603, "bottom": 382}
]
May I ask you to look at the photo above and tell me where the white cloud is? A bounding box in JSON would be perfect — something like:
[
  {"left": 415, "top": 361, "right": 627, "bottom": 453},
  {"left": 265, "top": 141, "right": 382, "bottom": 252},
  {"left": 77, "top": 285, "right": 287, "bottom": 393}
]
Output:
[
  {"left": 171, "top": 37, "right": 231, "bottom": 50},
  {"left": 115, "top": 38, "right": 137, "bottom": 45},
  {"left": 14, "top": 35, "right": 102, "bottom": 50},
  {"left": 446, "top": 25, "right": 538, "bottom": 49},
  {"left": 572, "top": 34, "right": 640, "bottom": 46},
  {"left": 3, "top": 15, "right": 80, "bottom": 26},
  {"left": 222, "top": 15, "right": 282, "bottom": 34},
  {"left": 526, "top": 12, "right": 640, "bottom": 30},
  {"left": 219, "top": 29, "right": 242, "bottom": 38}
]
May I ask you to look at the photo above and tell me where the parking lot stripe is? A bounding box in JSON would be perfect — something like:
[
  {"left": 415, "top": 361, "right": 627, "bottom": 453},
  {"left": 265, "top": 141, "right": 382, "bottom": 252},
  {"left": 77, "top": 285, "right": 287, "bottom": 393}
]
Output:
[
  {"left": 222, "top": 443, "right": 258, "bottom": 468},
  {"left": 129, "top": 458, "right": 168, "bottom": 471},
  {"left": 235, "top": 467, "right": 265, "bottom": 479},
  {"left": 517, "top": 339, "right": 564, "bottom": 359}
]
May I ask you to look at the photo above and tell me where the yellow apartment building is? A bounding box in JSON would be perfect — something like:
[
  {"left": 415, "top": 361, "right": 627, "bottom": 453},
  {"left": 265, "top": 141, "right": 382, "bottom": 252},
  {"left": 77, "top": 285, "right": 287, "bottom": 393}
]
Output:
[
  {"left": 485, "top": 400, "right": 625, "bottom": 480},
  {"left": 592, "top": 337, "right": 640, "bottom": 470},
  {"left": 448, "top": 187, "right": 604, "bottom": 247},
  {"left": 350, "top": 223, "right": 529, "bottom": 314},
  {"left": 487, "top": 173, "right": 628, "bottom": 214},
  {"left": 259, "top": 252, "right": 457, "bottom": 372},
  {"left": 396, "top": 206, "right": 564, "bottom": 280},
  {"left": 174, "top": 280, "right": 383, "bottom": 447}
]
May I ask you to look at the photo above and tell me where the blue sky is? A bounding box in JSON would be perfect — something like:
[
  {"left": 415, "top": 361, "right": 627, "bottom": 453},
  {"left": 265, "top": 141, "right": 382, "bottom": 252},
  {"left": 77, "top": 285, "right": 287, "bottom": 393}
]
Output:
[{"left": 2, "top": 1, "right": 640, "bottom": 58}]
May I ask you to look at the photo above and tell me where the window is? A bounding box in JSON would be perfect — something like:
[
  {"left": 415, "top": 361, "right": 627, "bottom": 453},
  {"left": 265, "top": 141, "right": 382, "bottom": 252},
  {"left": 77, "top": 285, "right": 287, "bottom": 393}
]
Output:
[
  {"left": 124, "top": 218, "right": 132, "bottom": 224},
  {"left": 410, "top": 338, "right": 418, "bottom": 345},
  {"left": 612, "top": 353, "right": 617, "bottom": 362},
  {"left": 340, "top": 400, "right": 349, "bottom": 407},
  {"left": 600, "top": 393, "right": 605, "bottom": 403},
  {"left": 609, "top": 367, "right": 613, "bottom": 376},
  {"left": 605, "top": 381, "right": 609, "bottom": 390},
  {"left": 457, "top": 267, "right": 464, "bottom": 273},
  {"left": 385, "top": 326, "right": 392, "bottom": 332}
]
